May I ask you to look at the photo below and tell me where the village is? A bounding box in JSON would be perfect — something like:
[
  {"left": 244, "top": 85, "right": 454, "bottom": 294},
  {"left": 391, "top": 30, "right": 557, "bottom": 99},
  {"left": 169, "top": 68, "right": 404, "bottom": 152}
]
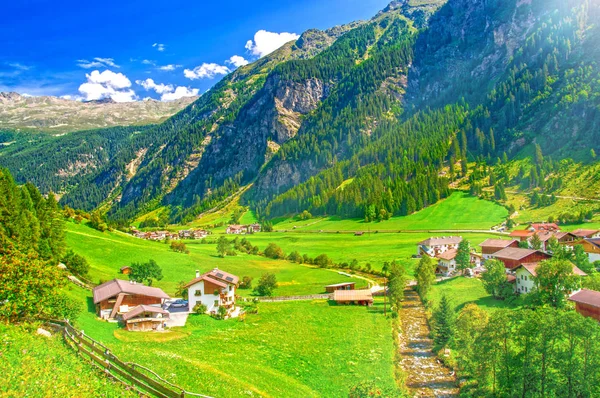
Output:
[{"left": 129, "top": 223, "right": 262, "bottom": 241}]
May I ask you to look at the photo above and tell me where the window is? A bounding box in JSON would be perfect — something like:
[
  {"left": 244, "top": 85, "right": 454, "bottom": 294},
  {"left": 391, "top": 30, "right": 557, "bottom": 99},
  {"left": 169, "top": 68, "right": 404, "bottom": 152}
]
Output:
[
  {"left": 229, "top": 285, "right": 233, "bottom": 292},
  {"left": 195, "top": 290, "right": 202, "bottom": 296}
]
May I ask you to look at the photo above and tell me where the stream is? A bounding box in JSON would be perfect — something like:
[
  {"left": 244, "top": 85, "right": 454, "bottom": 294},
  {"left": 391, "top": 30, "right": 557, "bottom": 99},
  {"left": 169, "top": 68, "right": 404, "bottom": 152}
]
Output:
[{"left": 398, "top": 289, "right": 459, "bottom": 397}]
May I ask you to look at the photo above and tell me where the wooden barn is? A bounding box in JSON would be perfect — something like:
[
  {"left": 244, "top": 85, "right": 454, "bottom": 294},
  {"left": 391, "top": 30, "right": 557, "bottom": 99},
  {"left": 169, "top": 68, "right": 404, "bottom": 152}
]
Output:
[
  {"left": 93, "top": 279, "right": 170, "bottom": 320},
  {"left": 479, "top": 239, "right": 519, "bottom": 259},
  {"left": 488, "top": 247, "right": 551, "bottom": 270},
  {"left": 569, "top": 289, "right": 600, "bottom": 322},
  {"left": 332, "top": 289, "right": 373, "bottom": 306},
  {"left": 122, "top": 305, "right": 170, "bottom": 331},
  {"left": 325, "top": 282, "right": 356, "bottom": 293}
]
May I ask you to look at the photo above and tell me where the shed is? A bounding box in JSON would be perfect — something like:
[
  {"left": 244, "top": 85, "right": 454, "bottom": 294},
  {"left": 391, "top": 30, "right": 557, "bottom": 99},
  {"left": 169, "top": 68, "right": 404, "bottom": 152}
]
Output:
[
  {"left": 332, "top": 289, "right": 373, "bottom": 306},
  {"left": 122, "top": 305, "right": 170, "bottom": 331},
  {"left": 120, "top": 266, "right": 132, "bottom": 275},
  {"left": 325, "top": 282, "right": 356, "bottom": 293},
  {"left": 569, "top": 289, "right": 600, "bottom": 322}
]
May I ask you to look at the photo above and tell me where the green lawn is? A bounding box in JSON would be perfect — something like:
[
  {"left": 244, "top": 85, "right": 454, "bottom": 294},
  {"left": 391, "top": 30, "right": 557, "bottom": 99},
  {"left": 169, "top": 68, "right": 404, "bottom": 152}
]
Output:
[
  {"left": 65, "top": 222, "right": 368, "bottom": 296},
  {"left": 0, "top": 323, "right": 133, "bottom": 397},
  {"left": 427, "top": 277, "right": 514, "bottom": 313},
  {"left": 66, "top": 285, "right": 399, "bottom": 398},
  {"left": 272, "top": 192, "right": 508, "bottom": 232}
]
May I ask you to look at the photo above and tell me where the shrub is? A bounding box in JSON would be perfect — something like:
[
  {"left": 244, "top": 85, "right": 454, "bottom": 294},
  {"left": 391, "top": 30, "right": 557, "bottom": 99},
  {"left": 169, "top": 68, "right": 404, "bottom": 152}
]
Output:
[
  {"left": 254, "top": 273, "right": 278, "bottom": 297},
  {"left": 239, "top": 276, "right": 253, "bottom": 289},
  {"left": 193, "top": 303, "right": 207, "bottom": 314},
  {"left": 264, "top": 243, "right": 285, "bottom": 259}
]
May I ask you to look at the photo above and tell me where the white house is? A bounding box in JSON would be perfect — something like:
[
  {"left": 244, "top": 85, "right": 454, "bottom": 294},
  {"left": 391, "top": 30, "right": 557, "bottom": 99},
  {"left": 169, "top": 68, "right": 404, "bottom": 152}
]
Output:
[
  {"left": 417, "top": 236, "right": 462, "bottom": 257},
  {"left": 435, "top": 249, "right": 482, "bottom": 276},
  {"left": 581, "top": 239, "right": 600, "bottom": 262},
  {"left": 514, "top": 262, "right": 588, "bottom": 295},
  {"left": 185, "top": 268, "right": 239, "bottom": 316}
]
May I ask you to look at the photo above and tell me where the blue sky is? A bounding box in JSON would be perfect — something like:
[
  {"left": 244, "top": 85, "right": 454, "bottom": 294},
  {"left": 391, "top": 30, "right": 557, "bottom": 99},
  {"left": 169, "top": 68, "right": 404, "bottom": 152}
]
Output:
[{"left": 0, "top": 0, "right": 389, "bottom": 101}]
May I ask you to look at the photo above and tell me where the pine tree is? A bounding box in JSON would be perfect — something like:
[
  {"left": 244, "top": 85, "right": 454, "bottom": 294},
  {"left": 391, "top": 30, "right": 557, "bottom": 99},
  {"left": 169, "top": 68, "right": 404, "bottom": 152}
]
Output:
[{"left": 433, "top": 294, "right": 454, "bottom": 348}]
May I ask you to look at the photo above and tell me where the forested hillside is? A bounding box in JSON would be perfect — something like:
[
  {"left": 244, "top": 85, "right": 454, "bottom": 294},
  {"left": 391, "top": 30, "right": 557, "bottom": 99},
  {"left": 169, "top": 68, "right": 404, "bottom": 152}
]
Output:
[{"left": 1, "top": 0, "right": 599, "bottom": 225}]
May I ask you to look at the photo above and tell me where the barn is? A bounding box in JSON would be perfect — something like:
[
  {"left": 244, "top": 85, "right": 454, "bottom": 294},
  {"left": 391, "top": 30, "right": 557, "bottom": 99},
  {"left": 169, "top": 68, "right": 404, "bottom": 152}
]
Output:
[
  {"left": 569, "top": 289, "right": 600, "bottom": 322},
  {"left": 325, "top": 282, "right": 356, "bottom": 293},
  {"left": 488, "top": 247, "right": 551, "bottom": 270},
  {"left": 332, "top": 289, "right": 373, "bottom": 306},
  {"left": 122, "top": 305, "right": 170, "bottom": 331}
]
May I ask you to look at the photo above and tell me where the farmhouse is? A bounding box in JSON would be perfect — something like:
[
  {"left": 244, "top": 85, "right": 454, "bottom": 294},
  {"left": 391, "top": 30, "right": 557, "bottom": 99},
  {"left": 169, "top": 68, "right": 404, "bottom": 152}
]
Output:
[
  {"left": 333, "top": 289, "right": 373, "bottom": 306},
  {"left": 325, "top": 282, "right": 356, "bottom": 293},
  {"left": 93, "top": 279, "right": 170, "bottom": 320},
  {"left": 186, "top": 268, "right": 239, "bottom": 316},
  {"left": 579, "top": 238, "right": 600, "bottom": 262},
  {"left": 226, "top": 225, "right": 246, "bottom": 235},
  {"left": 479, "top": 239, "right": 519, "bottom": 259},
  {"left": 193, "top": 230, "right": 208, "bottom": 239},
  {"left": 434, "top": 249, "right": 482, "bottom": 276},
  {"left": 530, "top": 223, "right": 561, "bottom": 232},
  {"left": 179, "top": 230, "right": 192, "bottom": 239},
  {"left": 487, "top": 247, "right": 551, "bottom": 270},
  {"left": 572, "top": 229, "right": 600, "bottom": 239},
  {"left": 569, "top": 289, "right": 600, "bottom": 322},
  {"left": 122, "top": 305, "right": 170, "bottom": 331},
  {"left": 417, "top": 236, "right": 462, "bottom": 257},
  {"left": 533, "top": 231, "right": 578, "bottom": 251},
  {"left": 248, "top": 223, "right": 261, "bottom": 233},
  {"left": 514, "top": 262, "right": 587, "bottom": 295}
]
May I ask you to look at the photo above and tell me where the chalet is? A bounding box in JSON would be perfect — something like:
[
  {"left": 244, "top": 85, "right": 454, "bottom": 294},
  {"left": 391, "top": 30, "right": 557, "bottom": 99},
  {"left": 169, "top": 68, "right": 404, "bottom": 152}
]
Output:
[
  {"left": 487, "top": 247, "right": 551, "bottom": 270},
  {"left": 435, "top": 249, "right": 482, "bottom": 276},
  {"left": 248, "top": 224, "right": 261, "bottom": 233},
  {"left": 572, "top": 229, "right": 600, "bottom": 239},
  {"left": 134, "top": 231, "right": 148, "bottom": 239},
  {"left": 509, "top": 229, "right": 535, "bottom": 242},
  {"left": 332, "top": 289, "right": 373, "bottom": 306},
  {"left": 479, "top": 239, "right": 519, "bottom": 259},
  {"left": 155, "top": 231, "right": 169, "bottom": 240},
  {"left": 579, "top": 238, "right": 600, "bottom": 262},
  {"left": 514, "top": 262, "right": 587, "bottom": 295},
  {"left": 185, "top": 268, "right": 239, "bottom": 317},
  {"left": 417, "top": 236, "right": 462, "bottom": 257},
  {"left": 122, "top": 305, "right": 169, "bottom": 331},
  {"left": 325, "top": 282, "right": 356, "bottom": 293},
  {"left": 179, "top": 230, "right": 193, "bottom": 239},
  {"left": 93, "top": 279, "right": 170, "bottom": 320},
  {"left": 530, "top": 223, "right": 561, "bottom": 233},
  {"left": 193, "top": 230, "right": 208, "bottom": 239},
  {"left": 569, "top": 289, "right": 600, "bottom": 322},
  {"left": 226, "top": 225, "right": 246, "bottom": 235},
  {"left": 120, "top": 266, "right": 132, "bottom": 275},
  {"left": 530, "top": 231, "right": 578, "bottom": 252}
]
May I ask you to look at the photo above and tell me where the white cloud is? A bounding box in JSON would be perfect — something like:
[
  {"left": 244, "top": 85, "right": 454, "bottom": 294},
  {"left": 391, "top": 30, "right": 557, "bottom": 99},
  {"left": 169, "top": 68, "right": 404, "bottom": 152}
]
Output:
[
  {"left": 184, "top": 63, "right": 230, "bottom": 80},
  {"left": 245, "top": 30, "right": 299, "bottom": 58},
  {"left": 136, "top": 78, "right": 174, "bottom": 94},
  {"left": 77, "top": 57, "right": 120, "bottom": 69},
  {"left": 153, "top": 43, "right": 166, "bottom": 52},
  {"left": 142, "top": 59, "right": 156, "bottom": 65},
  {"left": 158, "top": 64, "right": 182, "bottom": 71},
  {"left": 226, "top": 55, "right": 249, "bottom": 68},
  {"left": 78, "top": 70, "right": 136, "bottom": 102},
  {"left": 8, "top": 62, "right": 31, "bottom": 71},
  {"left": 161, "top": 86, "right": 199, "bottom": 101}
]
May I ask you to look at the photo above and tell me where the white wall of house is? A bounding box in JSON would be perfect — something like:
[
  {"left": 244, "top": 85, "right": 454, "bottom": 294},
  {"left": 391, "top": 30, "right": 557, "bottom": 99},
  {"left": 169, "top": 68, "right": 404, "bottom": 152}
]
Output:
[
  {"left": 419, "top": 243, "right": 459, "bottom": 257},
  {"left": 515, "top": 268, "right": 536, "bottom": 294},
  {"left": 588, "top": 252, "right": 600, "bottom": 263},
  {"left": 188, "top": 280, "right": 236, "bottom": 313}
]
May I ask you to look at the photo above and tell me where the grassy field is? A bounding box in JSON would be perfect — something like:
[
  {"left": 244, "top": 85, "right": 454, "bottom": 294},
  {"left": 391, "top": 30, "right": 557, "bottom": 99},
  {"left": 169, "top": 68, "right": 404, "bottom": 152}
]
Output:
[
  {"left": 427, "top": 277, "right": 515, "bottom": 313},
  {"left": 65, "top": 222, "right": 369, "bottom": 296},
  {"left": 271, "top": 192, "right": 508, "bottom": 232},
  {"left": 0, "top": 322, "right": 133, "bottom": 397},
  {"left": 65, "top": 283, "right": 399, "bottom": 398}
]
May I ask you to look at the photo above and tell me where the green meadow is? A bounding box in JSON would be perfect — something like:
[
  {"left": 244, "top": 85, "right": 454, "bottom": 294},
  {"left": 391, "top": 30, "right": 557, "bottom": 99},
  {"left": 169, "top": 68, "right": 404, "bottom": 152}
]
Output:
[{"left": 427, "top": 277, "right": 515, "bottom": 314}]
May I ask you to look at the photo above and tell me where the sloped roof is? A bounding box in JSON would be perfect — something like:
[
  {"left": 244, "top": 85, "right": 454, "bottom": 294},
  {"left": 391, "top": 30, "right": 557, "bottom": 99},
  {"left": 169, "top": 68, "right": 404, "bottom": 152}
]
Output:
[
  {"left": 480, "top": 239, "right": 518, "bottom": 248},
  {"left": 517, "top": 262, "right": 587, "bottom": 277},
  {"left": 333, "top": 289, "right": 373, "bottom": 302},
  {"left": 569, "top": 289, "right": 600, "bottom": 308},
  {"left": 530, "top": 223, "right": 560, "bottom": 231},
  {"left": 436, "top": 249, "right": 458, "bottom": 261},
  {"left": 122, "top": 305, "right": 169, "bottom": 321},
  {"left": 510, "top": 230, "right": 535, "bottom": 237},
  {"left": 585, "top": 238, "right": 600, "bottom": 249},
  {"left": 418, "top": 236, "right": 462, "bottom": 246},
  {"left": 93, "top": 279, "right": 170, "bottom": 304},
  {"left": 493, "top": 247, "right": 539, "bottom": 260},
  {"left": 325, "top": 282, "right": 356, "bottom": 288},
  {"left": 184, "top": 268, "right": 240, "bottom": 288},
  {"left": 572, "top": 229, "right": 599, "bottom": 238}
]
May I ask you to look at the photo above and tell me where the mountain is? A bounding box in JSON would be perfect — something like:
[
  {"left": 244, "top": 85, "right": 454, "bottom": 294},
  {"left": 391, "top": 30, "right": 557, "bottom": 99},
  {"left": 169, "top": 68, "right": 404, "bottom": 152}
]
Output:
[
  {"left": 0, "top": 92, "right": 196, "bottom": 133},
  {"left": 1, "top": 0, "right": 599, "bottom": 225}
]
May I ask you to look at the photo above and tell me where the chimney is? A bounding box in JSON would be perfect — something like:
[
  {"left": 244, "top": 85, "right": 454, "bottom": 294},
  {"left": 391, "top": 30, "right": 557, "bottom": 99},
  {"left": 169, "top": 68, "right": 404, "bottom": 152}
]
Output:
[{"left": 196, "top": 270, "right": 200, "bottom": 278}]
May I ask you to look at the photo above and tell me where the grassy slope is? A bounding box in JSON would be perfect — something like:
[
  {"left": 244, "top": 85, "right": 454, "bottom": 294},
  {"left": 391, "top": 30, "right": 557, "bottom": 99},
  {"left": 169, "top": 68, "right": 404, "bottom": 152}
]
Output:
[
  {"left": 427, "top": 277, "right": 514, "bottom": 314},
  {"left": 67, "top": 284, "right": 399, "bottom": 398},
  {"left": 0, "top": 323, "right": 133, "bottom": 397},
  {"left": 271, "top": 192, "right": 508, "bottom": 232},
  {"left": 65, "top": 222, "right": 368, "bottom": 296}
]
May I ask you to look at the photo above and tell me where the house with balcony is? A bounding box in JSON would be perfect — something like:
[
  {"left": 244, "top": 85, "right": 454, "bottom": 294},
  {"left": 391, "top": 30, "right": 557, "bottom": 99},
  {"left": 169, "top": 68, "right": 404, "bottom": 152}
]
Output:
[
  {"left": 92, "top": 279, "right": 170, "bottom": 321},
  {"left": 185, "top": 268, "right": 240, "bottom": 317},
  {"left": 514, "top": 262, "right": 587, "bottom": 295},
  {"left": 417, "top": 236, "right": 462, "bottom": 257}
]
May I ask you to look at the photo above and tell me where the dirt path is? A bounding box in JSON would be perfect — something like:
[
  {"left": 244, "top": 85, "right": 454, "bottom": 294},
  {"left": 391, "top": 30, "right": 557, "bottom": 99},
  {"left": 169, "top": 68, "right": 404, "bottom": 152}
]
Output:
[{"left": 399, "top": 289, "right": 458, "bottom": 397}]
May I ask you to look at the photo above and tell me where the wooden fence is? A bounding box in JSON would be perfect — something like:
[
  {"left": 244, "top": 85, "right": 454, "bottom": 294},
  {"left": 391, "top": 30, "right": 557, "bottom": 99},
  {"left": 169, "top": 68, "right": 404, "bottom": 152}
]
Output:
[
  {"left": 257, "top": 294, "right": 332, "bottom": 302},
  {"left": 49, "top": 320, "right": 212, "bottom": 398}
]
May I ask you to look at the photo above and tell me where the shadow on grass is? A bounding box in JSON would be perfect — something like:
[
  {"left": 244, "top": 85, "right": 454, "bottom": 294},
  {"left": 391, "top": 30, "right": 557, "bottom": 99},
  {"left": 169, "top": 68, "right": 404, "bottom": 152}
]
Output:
[{"left": 86, "top": 296, "right": 96, "bottom": 314}]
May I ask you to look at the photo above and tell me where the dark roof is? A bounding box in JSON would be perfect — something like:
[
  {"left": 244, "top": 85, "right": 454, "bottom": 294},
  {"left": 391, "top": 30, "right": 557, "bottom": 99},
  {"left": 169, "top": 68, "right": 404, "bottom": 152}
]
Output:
[
  {"left": 479, "top": 239, "right": 518, "bottom": 248},
  {"left": 93, "top": 279, "right": 170, "bottom": 304},
  {"left": 493, "top": 247, "right": 543, "bottom": 261},
  {"left": 569, "top": 289, "right": 600, "bottom": 308},
  {"left": 122, "top": 305, "right": 169, "bottom": 321},
  {"left": 418, "top": 236, "right": 462, "bottom": 246},
  {"left": 184, "top": 268, "right": 240, "bottom": 288},
  {"left": 333, "top": 289, "right": 373, "bottom": 302},
  {"left": 585, "top": 238, "right": 600, "bottom": 249}
]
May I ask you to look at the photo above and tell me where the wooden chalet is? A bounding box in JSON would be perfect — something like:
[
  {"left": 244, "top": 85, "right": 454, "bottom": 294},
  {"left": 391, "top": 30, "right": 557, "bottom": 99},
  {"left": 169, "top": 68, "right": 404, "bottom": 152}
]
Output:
[
  {"left": 122, "top": 305, "right": 170, "bottom": 331},
  {"left": 488, "top": 247, "right": 551, "bottom": 270},
  {"left": 579, "top": 238, "right": 600, "bottom": 263},
  {"left": 569, "top": 289, "right": 600, "bottom": 322},
  {"left": 325, "top": 282, "right": 356, "bottom": 293},
  {"left": 93, "top": 279, "right": 170, "bottom": 320},
  {"left": 479, "top": 239, "right": 519, "bottom": 259},
  {"left": 572, "top": 229, "right": 600, "bottom": 239},
  {"left": 332, "top": 289, "right": 373, "bottom": 306}
]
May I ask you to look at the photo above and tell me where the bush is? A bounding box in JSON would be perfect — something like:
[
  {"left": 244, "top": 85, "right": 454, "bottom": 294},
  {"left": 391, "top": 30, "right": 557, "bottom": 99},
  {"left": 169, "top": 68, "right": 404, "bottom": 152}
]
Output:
[
  {"left": 314, "top": 254, "right": 332, "bottom": 268},
  {"left": 264, "top": 243, "right": 285, "bottom": 259},
  {"left": 62, "top": 250, "right": 90, "bottom": 277},
  {"left": 170, "top": 241, "right": 189, "bottom": 254},
  {"left": 193, "top": 303, "right": 207, "bottom": 314},
  {"left": 239, "top": 276, "right": 253, "bottom": 289},
  {"left": 254, "top": 273, "right": 278, "bottom": 297}
]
